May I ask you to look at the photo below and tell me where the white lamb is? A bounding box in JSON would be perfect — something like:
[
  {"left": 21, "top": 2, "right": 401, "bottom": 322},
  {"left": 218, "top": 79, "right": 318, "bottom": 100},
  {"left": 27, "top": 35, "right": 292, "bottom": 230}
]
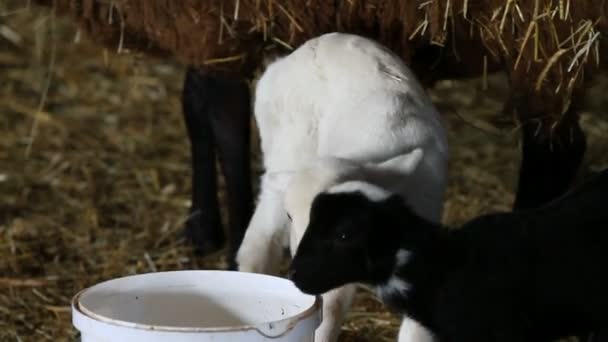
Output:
[{"left": 236, "top": 32, "right": 448, "bottom": 342}]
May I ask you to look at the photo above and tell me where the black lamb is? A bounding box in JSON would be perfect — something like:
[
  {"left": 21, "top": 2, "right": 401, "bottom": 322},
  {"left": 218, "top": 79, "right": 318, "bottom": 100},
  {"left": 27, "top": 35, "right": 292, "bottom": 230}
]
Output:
[{"left": 288, "top": 171, "right": 608, "bottom": 342}]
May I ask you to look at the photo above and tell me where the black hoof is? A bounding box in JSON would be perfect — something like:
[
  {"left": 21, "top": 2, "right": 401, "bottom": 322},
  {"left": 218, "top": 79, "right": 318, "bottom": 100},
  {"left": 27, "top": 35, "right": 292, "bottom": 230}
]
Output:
[{"left": 182, "top": 211, "right": 226, "bottom": 257}]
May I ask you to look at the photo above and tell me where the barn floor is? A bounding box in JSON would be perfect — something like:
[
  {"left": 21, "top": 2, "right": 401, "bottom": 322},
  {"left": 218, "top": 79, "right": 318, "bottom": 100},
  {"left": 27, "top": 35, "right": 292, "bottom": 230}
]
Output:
[{"left": 1, "top": 4, "right": 608, "bottom": 342}]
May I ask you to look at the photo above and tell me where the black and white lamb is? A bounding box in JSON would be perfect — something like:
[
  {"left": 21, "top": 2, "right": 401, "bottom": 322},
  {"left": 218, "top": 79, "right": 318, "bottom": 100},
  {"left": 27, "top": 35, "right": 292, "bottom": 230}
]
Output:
[
  {"left": 236, "top": 32, "right": 448, "bottom": 342},
  {"left": 288, "top": 172, "right": 608, "bottom": 342}
]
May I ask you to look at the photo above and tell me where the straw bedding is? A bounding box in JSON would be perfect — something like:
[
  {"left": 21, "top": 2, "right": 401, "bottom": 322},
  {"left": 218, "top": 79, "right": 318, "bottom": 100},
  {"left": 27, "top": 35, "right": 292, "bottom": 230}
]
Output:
[{"left": 2, "top": 1, "right": 608, "bottom": 341}]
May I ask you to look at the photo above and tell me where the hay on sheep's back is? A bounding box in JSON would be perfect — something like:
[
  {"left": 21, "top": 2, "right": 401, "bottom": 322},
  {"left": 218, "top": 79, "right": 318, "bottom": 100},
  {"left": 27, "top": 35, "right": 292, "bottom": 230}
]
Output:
[{"left": 34, "top": 0, "right": 607, "bottom": 122}]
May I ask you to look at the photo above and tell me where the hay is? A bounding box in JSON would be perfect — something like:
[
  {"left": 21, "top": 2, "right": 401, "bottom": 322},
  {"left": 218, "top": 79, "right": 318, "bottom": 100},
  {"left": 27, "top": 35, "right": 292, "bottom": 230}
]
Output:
[
  {"left": 27, "top": 1, "right": 606, "bottom": 78},
  {"left": 2, "top": 1, "right": 608, "bottom": 341},
  {"left": 23, "top": 0, "right": 606, "bottom": 133}
]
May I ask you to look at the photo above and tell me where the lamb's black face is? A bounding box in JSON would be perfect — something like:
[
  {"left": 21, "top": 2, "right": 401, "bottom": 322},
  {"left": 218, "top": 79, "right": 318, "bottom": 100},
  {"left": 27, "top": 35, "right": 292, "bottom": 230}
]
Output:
[{"left": 289, "top": 190, "right": 401, "bottom": 295}]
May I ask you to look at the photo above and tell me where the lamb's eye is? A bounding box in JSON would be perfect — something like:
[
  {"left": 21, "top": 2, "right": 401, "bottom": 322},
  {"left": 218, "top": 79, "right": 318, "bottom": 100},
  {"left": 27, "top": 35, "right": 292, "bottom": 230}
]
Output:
[{"left": 286, "top": 213, "right": 292, "bottom": 221}]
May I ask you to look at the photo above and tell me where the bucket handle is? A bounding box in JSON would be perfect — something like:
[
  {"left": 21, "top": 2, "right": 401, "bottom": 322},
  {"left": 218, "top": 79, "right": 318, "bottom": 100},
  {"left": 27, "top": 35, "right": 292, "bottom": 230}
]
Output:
[
  {"left": 254, "top": 317, "right": 300, "bottom": 338},
  {"left": 254, "top": 302, "right": 323, "bottom": 339}
]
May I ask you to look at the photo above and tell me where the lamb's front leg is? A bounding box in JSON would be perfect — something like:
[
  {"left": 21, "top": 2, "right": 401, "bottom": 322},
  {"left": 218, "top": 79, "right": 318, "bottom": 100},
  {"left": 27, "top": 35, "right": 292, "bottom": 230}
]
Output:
[
  {"left": 397, "top": 317, "right": 436, "bottom": 342},
  {"left": 314, "top": 285, "right": 357, "bottom": 342},
  {"left": 236, "top": 174, "right": 288, "bottom": 275}
]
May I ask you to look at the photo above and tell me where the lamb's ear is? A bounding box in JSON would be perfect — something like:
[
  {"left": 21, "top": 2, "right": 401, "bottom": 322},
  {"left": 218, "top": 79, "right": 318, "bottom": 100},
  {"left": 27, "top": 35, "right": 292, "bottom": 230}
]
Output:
[{"left": 374, "top": 148, "right": 424, "bottom": 175}]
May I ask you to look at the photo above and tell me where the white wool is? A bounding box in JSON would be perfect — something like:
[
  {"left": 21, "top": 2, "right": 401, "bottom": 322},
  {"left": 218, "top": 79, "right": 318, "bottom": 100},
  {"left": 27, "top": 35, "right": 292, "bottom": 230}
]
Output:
[
  {"left": 377, "top": 276, "right": 412, "bottom": 302},
  {"left": 376, "top": 249, "right": 413, "bottom": 303},
  {"left": 397, "top": 316, "right": 436, "bottom": 342},
  {"left": 395, "top": 249, "right": 412, "bottom": 267},
  {"left": 237, "top": 32, "right": 448, "bottom": 342},
  {"left": 327, "top": 180, "right": 392, "bottom": 202}
]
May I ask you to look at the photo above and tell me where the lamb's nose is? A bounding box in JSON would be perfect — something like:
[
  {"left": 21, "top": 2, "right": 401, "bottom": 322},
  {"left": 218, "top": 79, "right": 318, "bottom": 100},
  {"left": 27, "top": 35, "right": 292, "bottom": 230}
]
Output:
[{"left": 287, "top": 269, "right": 296, "bottom": 280}]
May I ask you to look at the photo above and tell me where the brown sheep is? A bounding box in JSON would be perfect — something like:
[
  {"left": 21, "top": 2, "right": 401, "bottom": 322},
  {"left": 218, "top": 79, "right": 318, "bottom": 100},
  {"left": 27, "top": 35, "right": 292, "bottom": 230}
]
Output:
[{"left": 32, "top": 0, "right": 607, "bottom": 272}]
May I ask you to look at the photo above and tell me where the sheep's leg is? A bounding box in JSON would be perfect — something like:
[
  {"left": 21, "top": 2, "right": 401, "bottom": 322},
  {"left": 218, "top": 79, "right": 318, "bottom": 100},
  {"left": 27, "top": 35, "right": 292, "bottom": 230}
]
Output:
[
  {"left": 181, "top": 67, "right": 225, "bottom": 255},
  {"left": 514, "top": 112, "right": 586, "bottom": 210},
  {"left": 208, "top": 76, "right": 253, "bottom": 270},
  {"left": 397, "top": 317, "right": 435, "bottom": 342},
  {"left": 236, "top": 174, "right": 287, "bottom": 275},
  {"left": 314, "top": 285, "right": 357, "bottom": 342}
]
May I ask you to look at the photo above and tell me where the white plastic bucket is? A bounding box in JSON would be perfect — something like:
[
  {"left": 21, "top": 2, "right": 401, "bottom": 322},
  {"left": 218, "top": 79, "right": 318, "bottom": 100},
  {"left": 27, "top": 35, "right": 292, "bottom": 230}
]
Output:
[{"left": 72, "top": 270, "right": 322, "bottom": 341}]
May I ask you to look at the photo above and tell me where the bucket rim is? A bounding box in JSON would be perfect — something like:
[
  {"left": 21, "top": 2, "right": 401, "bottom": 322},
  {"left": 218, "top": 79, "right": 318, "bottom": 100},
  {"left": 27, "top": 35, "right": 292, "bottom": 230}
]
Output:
[{"left": 72, "top": 270, "right": 322, "bottom": 334}]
